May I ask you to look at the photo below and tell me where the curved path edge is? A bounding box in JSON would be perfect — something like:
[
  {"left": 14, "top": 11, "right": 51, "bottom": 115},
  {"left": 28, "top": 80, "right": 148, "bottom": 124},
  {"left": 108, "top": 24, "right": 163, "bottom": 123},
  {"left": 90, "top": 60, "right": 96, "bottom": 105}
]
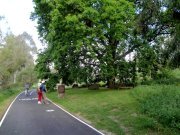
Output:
[
  {"left": 0, "top": 92, "right": 23, "bottom": 127},
  {"left": 0, "top": 91, "right": 104, "bottom": 135},
  {"left": 48, "top": 98, "right": 104, "bottom": 135}
]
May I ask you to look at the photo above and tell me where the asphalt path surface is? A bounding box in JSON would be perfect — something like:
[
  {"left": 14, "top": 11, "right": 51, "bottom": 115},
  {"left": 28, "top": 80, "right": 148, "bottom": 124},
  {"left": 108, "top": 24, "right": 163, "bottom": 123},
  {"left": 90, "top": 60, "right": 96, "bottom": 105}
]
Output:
[{"left": 0, "top": 90, "right": 103, "bottom": 135}]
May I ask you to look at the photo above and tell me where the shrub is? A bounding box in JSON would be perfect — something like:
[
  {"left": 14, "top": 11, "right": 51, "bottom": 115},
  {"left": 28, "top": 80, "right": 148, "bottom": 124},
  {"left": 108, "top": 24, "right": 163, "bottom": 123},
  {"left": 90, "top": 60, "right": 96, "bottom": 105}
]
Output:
[
  {"left": 141, "top": 69, "right": 180, "bottom": 85},
  {"left": 72, "top": 84, "right": 79, "bottom": 88},
  {"left": 88, "top": 84, "right": 99, "bottom": 90},
  {"left": 139, "top": 87, "right": 180, "bottom": 129},
  {"left": 156, "top": 68, "right": 173, "bottom": 79},
  {"left": 0, "top": 88, "right": 19, "bottom": 102},
  {"left": 46, "top": 74, "right": 59, "bottom": 92},
  {"left": 98, "top": 81, "right": 106, "bottom": 87}
]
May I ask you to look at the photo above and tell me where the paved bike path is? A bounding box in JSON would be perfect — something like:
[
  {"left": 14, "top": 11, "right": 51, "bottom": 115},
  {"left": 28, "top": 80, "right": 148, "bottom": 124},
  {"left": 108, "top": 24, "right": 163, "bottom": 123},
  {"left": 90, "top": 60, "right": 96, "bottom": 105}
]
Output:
[{"left": 0, "top": 90, "right": 103, "bottom": 135}]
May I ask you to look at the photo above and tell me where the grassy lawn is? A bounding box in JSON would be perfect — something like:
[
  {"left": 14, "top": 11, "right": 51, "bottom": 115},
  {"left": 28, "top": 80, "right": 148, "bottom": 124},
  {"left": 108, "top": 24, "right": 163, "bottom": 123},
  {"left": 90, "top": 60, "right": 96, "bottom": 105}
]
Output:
[
  {"left": 47, "top": 85, "right": 180, "bottom": 135},
  {"left": 0, "top": 88, "right": 21, "bottom": 120}
]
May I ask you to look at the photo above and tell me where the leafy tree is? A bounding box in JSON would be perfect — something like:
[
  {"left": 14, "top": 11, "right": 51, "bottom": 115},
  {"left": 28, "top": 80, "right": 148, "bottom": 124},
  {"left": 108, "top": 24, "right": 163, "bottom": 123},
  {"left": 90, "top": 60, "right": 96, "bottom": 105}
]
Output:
[
  {"left": 134, "top": 0, "right": 180, "bottom": 81},
  {"left": 32, "top": 0, "right": 135, "bottom": 88},
  {"left": 34, "top": 49, "right": 51, "bottom": 79},
  {"left": 0, "top": 33, "right": 37, "bottom": 88},
  {"left": 17, "top": 65, "right": 37, "bottom": 86},
  {"left": 32, "top": 0, "right": 179, "bottom": 89}
]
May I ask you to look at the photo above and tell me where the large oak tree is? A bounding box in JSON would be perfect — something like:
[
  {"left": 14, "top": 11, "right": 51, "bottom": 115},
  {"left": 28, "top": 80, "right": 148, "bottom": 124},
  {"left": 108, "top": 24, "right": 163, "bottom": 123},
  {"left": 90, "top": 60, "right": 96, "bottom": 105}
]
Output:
[
  {"left": 32, "top": 0, "right": 135, "bottom": 88},
  {"left": 32, "top": 0, "right": 179, "bottom": 89}
]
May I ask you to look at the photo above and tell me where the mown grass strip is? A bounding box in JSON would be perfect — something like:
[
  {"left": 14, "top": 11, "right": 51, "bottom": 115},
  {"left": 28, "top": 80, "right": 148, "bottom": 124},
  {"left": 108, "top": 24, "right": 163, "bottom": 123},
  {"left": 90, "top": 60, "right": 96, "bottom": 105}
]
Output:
[{"left": 47, "top": 85, "right": 180, "bottom": 135}]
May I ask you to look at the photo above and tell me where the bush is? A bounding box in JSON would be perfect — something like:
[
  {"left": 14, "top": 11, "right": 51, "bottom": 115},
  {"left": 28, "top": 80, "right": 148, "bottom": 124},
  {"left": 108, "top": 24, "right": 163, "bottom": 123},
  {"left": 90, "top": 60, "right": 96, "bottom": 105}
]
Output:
[
  {"left": 141, "top": 69, "right": 180, "bottom": 85},
  {"left": 139, "top": 87, "right": 180, "bottom": 129},
  {"left": 98, "top": 81, "right": 107, "bottom": 87},
  {"left": 46, "top": 74, "right": 59, "bottom": 92},
  {"left": 88, "top": 84, "right": 99, "bottom": 90},
  {"left": 155, "top": 78, "right": 180, "bottom": 85},
  {"left": 0, "top": 88, "right": 19, "bottom": 102},
  {"left": 156, "top": 68, "right": 173, "bottom": 79}
]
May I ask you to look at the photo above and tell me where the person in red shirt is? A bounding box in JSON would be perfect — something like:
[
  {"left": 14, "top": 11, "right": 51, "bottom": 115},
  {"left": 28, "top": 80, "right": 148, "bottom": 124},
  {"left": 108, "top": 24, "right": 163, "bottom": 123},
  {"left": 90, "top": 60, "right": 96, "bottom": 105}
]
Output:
[
  {"left": 37, "top": 81, "right": 43, "bottom": 104},
  {"left": 40, "top": 80, "right": 49, "bottom": 104}
]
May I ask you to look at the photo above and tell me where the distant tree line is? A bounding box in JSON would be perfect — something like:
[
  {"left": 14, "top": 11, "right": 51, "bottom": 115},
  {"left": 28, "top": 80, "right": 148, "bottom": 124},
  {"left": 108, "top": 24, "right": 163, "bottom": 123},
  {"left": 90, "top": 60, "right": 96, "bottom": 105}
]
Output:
[{"left": 0, "top": 30, "right": 37, "bottom": 89}]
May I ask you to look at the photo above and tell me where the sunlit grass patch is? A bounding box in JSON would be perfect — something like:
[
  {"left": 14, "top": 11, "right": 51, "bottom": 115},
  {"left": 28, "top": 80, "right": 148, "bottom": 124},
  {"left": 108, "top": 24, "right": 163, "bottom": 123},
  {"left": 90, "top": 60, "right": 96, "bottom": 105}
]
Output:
[{"left": 47, "top": 86, "right": 180, "bottom": 135}]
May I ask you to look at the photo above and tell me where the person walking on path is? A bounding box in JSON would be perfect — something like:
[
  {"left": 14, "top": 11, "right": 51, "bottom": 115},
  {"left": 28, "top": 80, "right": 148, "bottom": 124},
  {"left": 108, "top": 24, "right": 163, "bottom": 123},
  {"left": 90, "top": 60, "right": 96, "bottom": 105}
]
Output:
[
  {"left": 37, "top": 81, "right": 43, "bottom": 104},
  {"left": 24, "top": 82, "right": 30, "bottom": 96},
  {"left": 40, "top": 80, "right": 49, "bottom": 104}
]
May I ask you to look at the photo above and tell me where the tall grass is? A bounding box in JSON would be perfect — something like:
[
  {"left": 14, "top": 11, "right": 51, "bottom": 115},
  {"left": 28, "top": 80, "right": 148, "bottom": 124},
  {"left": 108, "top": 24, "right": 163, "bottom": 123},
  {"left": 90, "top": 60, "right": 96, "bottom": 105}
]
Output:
[
  {"left": 0, "top": 88, "right": 21, "bottom": 119},
  {"left": 132, "top": 84, "right": 180, "bottom": 132},
  {"left": 0, "top": 89, "right": 18, "bottom": 102},
  {"left": 138, "top": 86, "right": 179, "bottom": 129}
]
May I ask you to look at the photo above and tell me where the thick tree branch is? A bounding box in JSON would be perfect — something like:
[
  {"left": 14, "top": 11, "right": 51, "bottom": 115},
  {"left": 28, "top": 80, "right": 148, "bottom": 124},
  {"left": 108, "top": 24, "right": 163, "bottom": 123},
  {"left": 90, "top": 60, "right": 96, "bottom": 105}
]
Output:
[{"left": 117, "top": 44, "right": 140, "bottom": 60}]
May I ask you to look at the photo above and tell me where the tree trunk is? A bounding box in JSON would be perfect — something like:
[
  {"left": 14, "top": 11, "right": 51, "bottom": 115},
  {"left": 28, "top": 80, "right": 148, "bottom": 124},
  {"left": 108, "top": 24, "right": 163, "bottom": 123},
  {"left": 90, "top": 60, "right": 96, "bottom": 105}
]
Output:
[
  {"left": 106, "top": 38, "right": 118, "bottom": 89},
  {"left": 107, "top": 77, "right": 116, "bottom": 89},
  {"left": 13, "top": 71, "right": 18, "bottom": 84}
]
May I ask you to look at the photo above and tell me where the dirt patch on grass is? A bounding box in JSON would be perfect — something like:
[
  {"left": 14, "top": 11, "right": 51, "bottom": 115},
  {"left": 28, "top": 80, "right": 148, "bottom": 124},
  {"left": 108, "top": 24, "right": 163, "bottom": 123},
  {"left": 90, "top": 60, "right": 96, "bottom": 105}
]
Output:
[{"left": 108, "top": 115, "right": 132, "bottom": 135}]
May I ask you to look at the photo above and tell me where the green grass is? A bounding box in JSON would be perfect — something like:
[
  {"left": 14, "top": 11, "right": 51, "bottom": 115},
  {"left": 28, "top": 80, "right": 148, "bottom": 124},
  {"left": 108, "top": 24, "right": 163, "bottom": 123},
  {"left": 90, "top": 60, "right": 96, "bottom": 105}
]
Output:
[
  {"left": 133, "top": 85, "right": 180, "bottom": 130},
  {"left": 0, "top": 88, "right": 21, "bottom": 119},
  {"left": 47, "top": 85, "right": 180, "bottom": 135},
  {"left": 171, "top": 69, "right": 180, "bottom": 79}
]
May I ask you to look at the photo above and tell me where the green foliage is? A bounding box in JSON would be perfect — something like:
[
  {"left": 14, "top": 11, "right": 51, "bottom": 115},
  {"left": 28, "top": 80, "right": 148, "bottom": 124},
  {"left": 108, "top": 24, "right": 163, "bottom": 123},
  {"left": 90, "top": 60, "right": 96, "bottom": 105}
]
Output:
[
  {"left": 0, "top": 33, "right": 37, "bottom": 89},
  {"left": 111, "top": 60, "right": 137, "bottom": 87},
  {"left": 154, "top": 78, "right": 180, "bottom": 86},
  {"left": 156, "top": 68, "right": 173, "bottom": 79},
  {"left": 135, "top": 116, "right": 158, "bottom": 130},
  {"left": 32, "top": 0, "right": 180, "bottom": 88},
  {"left": 0, "top": 88, "right": 20, "bottom": 103},
  {"left": 45, "top": 73, "right": 59, "bottom": 91},
  {"left": 32, "top": 0, "right": 135, "bottom": 87},
  {"left": 139, "top": 87, "right": 180, "bottom": 129},
  {"left": 17, "top": 66, "right": 38, "bottom": 86},
  {"left": 155, "top": 69, "right": 180, "bottom": 85},
  {"left": 34, "top": 50, "right": 51, "bottom": 79},
  {"left": 138, "top": 69, "right": 180, "bottom": 85},
  {"left": 48, "top": 85, "right": 179, "bottom": 134},
  {"left": 171, "top": 69, "right": 180, "bottom": 79},
  {"left": 135, "top": 0, "right": 180, "bottom": 69},
  {"left": 0, "top": 88, "right": 21, "bottom": 119}
]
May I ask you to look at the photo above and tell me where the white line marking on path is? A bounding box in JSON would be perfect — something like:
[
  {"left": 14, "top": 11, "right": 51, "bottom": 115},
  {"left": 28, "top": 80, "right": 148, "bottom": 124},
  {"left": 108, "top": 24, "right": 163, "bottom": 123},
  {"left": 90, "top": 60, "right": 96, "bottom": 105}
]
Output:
[
  {"left": 47, "top": 98, "right": 104, "bottom": 135},
  {"left": 46, "top": 109, "right": 55, "bottom": 112},
  {"left": 19, "top": 98, "right": 38, "bottom": 101},
  {"left": 30, "top": 91, "right": 34, "bottom": 95},
  {"left": 0, "top": 92, "right": 22, "bottom": 127}
]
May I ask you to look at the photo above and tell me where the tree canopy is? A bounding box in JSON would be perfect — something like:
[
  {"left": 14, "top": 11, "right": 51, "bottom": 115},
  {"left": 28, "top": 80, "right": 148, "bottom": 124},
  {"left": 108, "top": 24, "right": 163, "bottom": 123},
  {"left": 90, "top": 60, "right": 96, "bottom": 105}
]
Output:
[
  {"left": 0, "top": 32, "right": 37, "bottom": 88},
  {"left": 32, "top": 0, "right": 180, "bottom": 89}
]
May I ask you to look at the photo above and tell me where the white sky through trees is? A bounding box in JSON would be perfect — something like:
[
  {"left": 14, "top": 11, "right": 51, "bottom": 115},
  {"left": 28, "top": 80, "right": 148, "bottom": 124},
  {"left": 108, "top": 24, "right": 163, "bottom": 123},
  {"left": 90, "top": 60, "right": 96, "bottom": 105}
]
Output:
[{"left": 0, "top": 0, "right": 41, "bottom": 50}]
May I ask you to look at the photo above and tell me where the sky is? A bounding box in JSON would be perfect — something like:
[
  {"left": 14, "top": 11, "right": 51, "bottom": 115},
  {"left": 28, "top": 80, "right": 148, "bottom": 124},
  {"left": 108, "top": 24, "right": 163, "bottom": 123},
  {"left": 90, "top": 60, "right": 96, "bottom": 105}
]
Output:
[{"left": 0, "top": 0, "right": 41, "bottom": 49}]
